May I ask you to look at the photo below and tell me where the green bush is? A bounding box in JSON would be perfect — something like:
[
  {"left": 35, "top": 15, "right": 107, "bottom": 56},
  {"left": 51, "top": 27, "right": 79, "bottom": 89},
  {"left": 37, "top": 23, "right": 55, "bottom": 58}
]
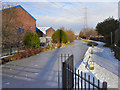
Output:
[
  {"left": 96, "top": 17, "right": 119, "bottom": 45},
  {"left": 52, "top": 29, "right": 68, "bottom": 43},
  {"left": 23, "top": 32, "right": 40, "bottom": 48}
]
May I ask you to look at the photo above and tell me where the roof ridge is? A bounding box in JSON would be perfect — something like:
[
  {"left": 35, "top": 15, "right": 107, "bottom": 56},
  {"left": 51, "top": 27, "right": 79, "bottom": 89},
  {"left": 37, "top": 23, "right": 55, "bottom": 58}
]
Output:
[{"left": 1, "top": 5, "right": 36, "bottom": 20}]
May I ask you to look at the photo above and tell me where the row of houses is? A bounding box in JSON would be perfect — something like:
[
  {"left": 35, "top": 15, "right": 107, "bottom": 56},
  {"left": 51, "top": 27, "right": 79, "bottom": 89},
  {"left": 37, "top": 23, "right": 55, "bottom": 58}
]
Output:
[{"left": 2, "top": 5, "right": 55, "bottom": 48}]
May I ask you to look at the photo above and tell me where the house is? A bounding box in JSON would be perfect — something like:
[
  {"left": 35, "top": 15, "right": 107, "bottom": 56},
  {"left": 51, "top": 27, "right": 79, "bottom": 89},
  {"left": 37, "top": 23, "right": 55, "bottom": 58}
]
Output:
[
  {"left": 2, "top": 5, "right": 36, "bottom": 48},
  {"left": 75, "top": 35, "right": 79, "bottom": 40},
  {"left": 37, "top": 27, "right": 55, "bottom": 46},
  {"left": 36, "top": 27, "right": 47, "bottom": 46},
  {"left": 37, "top": 27, "right": 55, "bottom": 37},
  {"left": 36, "top": 27, "right": 45, "bottom": 37}
]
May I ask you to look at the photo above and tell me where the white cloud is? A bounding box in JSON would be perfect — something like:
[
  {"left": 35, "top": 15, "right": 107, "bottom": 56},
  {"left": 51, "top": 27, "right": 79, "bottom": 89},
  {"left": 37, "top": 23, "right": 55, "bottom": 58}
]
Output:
[
  {"left": 33, "top": 2, "right": 118, "bottom": 35},
  {"left": 2, "top": 0, "right": 120, "bottom": 2},
  {"left": 3, "top": 2, "right": 118, "bottom": 34}
]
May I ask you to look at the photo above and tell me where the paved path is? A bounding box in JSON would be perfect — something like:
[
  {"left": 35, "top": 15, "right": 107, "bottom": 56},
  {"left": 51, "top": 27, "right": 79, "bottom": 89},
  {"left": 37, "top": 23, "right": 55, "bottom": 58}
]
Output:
[{"left": 2, "top": 40, "right": 88, "bottom": 88}]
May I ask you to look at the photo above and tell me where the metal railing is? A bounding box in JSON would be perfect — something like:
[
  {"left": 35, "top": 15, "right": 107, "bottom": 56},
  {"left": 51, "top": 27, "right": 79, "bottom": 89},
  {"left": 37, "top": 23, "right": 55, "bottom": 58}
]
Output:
[{"left": 62, "top": 54, "right": 107, "bottom": 90}]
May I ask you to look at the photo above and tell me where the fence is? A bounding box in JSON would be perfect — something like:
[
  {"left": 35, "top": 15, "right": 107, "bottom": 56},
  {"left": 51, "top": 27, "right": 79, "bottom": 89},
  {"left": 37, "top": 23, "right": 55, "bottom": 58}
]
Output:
[
  {"left": 62, "top": 54, "right": 74, "bottom": 89},
  {"left": 58, "top": 54, "right": 73, "bottom": 88},
  {"left": 1, "top": 47, "right": 25, "bottom": 58},
  {"left": 62, "top": 54, "right": 107, "bottom": 90}
]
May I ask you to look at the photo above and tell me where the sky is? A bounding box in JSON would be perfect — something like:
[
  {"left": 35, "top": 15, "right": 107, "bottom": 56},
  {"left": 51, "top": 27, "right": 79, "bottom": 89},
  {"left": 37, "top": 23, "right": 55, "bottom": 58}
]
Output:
[{"left": 2, "top": 1, "right": 119, "bottom": 35}]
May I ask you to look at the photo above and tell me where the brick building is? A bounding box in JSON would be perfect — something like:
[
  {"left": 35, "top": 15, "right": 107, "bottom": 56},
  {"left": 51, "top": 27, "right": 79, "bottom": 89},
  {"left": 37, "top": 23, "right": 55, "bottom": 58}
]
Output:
[
  {"left": 37, "top": 27, "right": 55, "bottom": 37},
  {"left": 37, "top": 27, "right": 55, "bottom": 46},
  {"left": 2, "top": 5, "right": 36, "bottom": 48}
]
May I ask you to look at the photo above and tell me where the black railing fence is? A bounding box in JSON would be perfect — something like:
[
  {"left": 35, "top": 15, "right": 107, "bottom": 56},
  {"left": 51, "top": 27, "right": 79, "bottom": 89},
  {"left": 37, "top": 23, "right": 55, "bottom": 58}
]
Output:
[
  {"left": 61, "top": 54, "right": 107, "bottom": 90},
  {"left": 57, "top": 54, "right": 73, "bottom": 88}
]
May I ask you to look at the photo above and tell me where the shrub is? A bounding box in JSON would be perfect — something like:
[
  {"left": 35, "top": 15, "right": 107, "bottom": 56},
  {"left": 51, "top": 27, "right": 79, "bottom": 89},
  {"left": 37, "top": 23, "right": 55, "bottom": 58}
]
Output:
[
  {"left": 65, "top": 30, "right": 75, "bottom": 42},
  {"left": 1, "top": 47, "right": 44, "bottom": 64},
  {"left": 23, "top": 32, "right": 40, "bottom": 48},
  {"left": 14, "top": 52, "right": 22, "bottom": 60},
  {"left": 52, "top": 29, "right": 68, "bottom": 44},
  {"left": 96, "top": 17, "right": 119, "bottom": 45}
]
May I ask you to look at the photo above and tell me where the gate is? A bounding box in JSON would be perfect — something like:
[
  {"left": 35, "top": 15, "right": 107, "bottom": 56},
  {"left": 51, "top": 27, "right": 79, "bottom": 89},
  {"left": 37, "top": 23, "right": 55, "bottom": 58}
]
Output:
[
  {"left": 62, "top": 54, "right": 74, "bottom": 89},
  {"left": 62, "top": 54, "right": 107, "bottom": 89}
]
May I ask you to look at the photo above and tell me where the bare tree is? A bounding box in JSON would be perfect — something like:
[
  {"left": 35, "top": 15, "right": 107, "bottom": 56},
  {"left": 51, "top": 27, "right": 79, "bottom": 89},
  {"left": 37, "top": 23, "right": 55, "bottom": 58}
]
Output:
[
  {"left": 2, "top": 4, "right": 31, "bottom": 48},
  {"left": 79, "top": 28, "right": 98, "bottom": 38}
]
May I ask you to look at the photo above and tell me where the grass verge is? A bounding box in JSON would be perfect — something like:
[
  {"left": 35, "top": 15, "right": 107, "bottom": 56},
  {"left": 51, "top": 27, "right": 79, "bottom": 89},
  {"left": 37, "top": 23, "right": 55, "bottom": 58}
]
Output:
[{"left": 81, "top": 39, "right": 92, "bottom": 43}]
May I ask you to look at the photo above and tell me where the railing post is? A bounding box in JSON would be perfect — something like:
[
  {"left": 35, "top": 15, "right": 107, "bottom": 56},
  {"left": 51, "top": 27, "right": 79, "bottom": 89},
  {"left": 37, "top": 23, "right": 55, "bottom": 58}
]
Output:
[
  {"left": 68, "top": 64, "right": 69, "bottom": 88},
  {"left": 84, "top": 73, "right": 86, "bottom": 90},
  {"left": 78, "top": 70, "right": 79, "bottom": 90},
  {"left": 81, "top": 71, "right": 83, "bottom": 90},
  {"left": 75, "top": 68, "right": 76, "bottom": 90},
  {"left": 88, "top": 75, "right": 90, "bottom": 90},
  {"left": 102, "top": 82, "right": 107, "bottom": 90},
  {"left": 98, "top": 80, "right": 100, "bottom": 89},
  {"left": 62, "top": 62, "right": 67, "bottom": 89},
  {"left": 72, "top": 55, "right": 74, "bottom": 88},
  {"left": 93, "top": 77, "right": 94, "bottom": 90}
]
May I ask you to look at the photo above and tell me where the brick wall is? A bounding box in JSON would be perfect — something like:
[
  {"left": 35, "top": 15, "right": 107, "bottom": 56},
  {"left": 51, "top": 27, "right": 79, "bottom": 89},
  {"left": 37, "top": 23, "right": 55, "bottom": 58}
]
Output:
[
  {"left": 2, "top": 6, "right": 36, "bottom": 48},
  {"left": 46, "top": 27, "right": 55, "bottom": 37},
  {"left": 15, "top": 6, "right": 36, "bottom": 33}
]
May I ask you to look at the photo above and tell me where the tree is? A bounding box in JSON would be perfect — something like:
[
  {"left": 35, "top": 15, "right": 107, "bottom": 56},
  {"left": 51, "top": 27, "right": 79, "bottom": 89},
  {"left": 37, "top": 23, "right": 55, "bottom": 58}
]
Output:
[
  {"left": 65, "top": 30, "right": 75, "bottom": 42},
  {"left": 23, "top": 32, "right": 40, "bottom": 48},
  {"left": 2, "top": 4, "right": 34, "bottom": 48},
  {"left": 52, "top": 29, "right": 68, "bottom": 44},
  {"left": 79, "top": 28, "right": 98, "bottom": 38},
  {"left": 96, "top": 17, "right": 119, "bottom": 45},
  {"left": 2, "top": 5, "right": 20, "bottom": 48},
  {"left": 79, "top": 31, "right": 84, "bottom": 37}
]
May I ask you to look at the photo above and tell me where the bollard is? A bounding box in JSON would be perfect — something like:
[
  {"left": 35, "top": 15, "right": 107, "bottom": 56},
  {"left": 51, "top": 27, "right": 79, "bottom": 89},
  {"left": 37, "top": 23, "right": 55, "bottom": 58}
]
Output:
[
  {"left": 89, "top": 61, "right": 94, "bottom": 70},
  {"left": 91, "top": 49, "right": 93, "bottom": 54}
]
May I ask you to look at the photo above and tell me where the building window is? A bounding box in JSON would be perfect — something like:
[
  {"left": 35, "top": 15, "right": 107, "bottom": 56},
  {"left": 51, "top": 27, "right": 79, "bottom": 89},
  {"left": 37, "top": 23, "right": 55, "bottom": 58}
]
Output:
[
  {"left": 19, "top": 28, "right": 22, "bottom": 33},
  {"left": 36, "top": 27, "right": 39, "bottom": 31}
]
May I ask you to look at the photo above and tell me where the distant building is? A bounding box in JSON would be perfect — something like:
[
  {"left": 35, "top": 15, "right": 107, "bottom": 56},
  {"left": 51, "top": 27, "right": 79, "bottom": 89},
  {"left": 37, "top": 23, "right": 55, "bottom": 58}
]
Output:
[
  {"left": 36, "top": 27, "right": 46, "bottom": 37},
  {"left": 37, "top": 27, "right": 55, "bottom": 38},
  {"left": 75, "top": 35, "right": 79, "bottom": 39},
  {"left": 37, "top": 27, "right": 55, "bottom": 46},
  {"left": 2, "top": 5, "right": 36, "bottom": 48}
]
